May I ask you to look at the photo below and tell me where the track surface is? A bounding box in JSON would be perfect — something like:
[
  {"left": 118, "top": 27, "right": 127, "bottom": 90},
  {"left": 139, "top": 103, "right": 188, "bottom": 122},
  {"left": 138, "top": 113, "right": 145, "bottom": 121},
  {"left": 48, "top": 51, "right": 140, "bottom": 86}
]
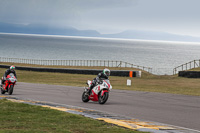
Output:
[{"left": 4, "top": 82, "right": 200, "bottom": 131}]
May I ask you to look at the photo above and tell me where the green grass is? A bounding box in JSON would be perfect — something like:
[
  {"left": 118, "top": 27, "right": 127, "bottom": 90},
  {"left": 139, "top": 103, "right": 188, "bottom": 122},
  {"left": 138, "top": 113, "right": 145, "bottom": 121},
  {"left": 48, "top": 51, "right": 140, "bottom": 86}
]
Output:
[
  {"left": 0, "top": 63, "right": 200, "bottom": 96},
  {"left": 0, "top": 99, "right": 142, "bottom": 133}
]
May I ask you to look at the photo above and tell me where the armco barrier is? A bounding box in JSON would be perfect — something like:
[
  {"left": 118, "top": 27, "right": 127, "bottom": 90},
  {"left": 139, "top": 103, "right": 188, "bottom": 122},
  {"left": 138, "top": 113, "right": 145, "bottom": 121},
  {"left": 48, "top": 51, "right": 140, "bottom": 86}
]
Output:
[
  {"left": 179, "top": 71, "right": 200, "bottom": 78},
  {"left": 0, "top": 65, "right": 141, "bottom": 77}
]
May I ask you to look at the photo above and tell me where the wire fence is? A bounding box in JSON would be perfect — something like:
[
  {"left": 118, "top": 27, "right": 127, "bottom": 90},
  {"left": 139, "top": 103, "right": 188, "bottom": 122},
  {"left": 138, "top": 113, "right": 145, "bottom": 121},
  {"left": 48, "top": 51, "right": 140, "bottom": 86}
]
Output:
[{"left": 0, "top": 57, "right": 153, "bottom": 73}]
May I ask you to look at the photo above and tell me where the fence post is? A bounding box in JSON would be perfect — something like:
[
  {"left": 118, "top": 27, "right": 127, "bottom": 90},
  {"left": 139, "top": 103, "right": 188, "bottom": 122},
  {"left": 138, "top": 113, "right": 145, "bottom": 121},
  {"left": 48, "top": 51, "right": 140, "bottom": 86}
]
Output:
[
  {"left": 186, "top": 63, "right": 187, "bottom": 70},
  {"left": 199, "top": 60, "right": 200, "bottom": 67},
  {"left": 173, "top": 68, "right": 175, "bottom": 75}
]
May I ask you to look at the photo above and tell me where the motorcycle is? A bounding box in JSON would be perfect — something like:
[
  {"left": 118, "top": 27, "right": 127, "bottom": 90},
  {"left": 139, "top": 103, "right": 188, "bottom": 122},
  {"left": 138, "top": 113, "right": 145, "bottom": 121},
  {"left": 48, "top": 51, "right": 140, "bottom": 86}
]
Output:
[
  {"left": 82, "top": 79, "right": 112, "bottom": 104},
  {"left": 0, "top": 73, "right": 17, "bottom": 95}
]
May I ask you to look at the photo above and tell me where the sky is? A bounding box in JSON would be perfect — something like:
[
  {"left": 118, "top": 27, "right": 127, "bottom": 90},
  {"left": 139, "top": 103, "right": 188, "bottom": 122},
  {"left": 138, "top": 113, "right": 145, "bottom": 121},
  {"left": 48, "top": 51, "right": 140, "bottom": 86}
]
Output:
[{"left": 0, "top": 0, "right": 200, "bottom": 37}]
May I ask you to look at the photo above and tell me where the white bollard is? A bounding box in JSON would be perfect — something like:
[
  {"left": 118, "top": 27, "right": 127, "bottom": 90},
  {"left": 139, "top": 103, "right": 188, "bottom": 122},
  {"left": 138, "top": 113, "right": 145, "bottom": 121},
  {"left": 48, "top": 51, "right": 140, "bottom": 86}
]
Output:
[
  {"left": 136, "top": 71, "right": 142, "bottom": 77},
  {"left": 127, "top": 79, "right": 131, "bottom": 86}
]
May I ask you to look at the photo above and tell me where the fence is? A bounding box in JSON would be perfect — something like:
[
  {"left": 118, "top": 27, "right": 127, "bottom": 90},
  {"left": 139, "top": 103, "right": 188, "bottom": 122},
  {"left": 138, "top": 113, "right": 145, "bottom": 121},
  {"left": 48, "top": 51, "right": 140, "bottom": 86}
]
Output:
[
  {"left": 173, "top": 59, "right": 200, "bottom": 75},
  {"left": 0, "top": 57, "right": 152, "bottom": 73}
]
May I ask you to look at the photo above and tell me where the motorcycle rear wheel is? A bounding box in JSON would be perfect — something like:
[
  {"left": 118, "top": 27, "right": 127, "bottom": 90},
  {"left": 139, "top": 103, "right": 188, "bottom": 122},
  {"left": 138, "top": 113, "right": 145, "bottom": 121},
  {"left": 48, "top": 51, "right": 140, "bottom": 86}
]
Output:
[
  {"left": 82, "top": 91, "right": 89, "bottom": 102},
  {"left": 98, "top": 92, "right": 109, "bottom": 104},
  {"left": 8, "top": 85, "right": 14, "bottom": 95}
]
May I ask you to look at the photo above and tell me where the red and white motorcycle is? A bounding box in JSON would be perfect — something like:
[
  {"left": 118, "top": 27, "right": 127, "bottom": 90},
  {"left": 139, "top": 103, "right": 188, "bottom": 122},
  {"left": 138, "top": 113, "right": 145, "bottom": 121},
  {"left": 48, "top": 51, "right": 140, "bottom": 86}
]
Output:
[
  {"left": 0, "top": 73, "right": 17, "bottom": 95},
  {"left": 82, "top": 79, "right": 112, "bottom": 104}
]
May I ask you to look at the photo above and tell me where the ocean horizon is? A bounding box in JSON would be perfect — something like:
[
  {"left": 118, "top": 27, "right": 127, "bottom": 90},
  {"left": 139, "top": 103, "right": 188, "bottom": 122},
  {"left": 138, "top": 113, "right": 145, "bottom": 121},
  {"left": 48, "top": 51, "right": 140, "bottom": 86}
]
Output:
[{"left": 1, "top": 32, "right": 200, "bottom": 44}]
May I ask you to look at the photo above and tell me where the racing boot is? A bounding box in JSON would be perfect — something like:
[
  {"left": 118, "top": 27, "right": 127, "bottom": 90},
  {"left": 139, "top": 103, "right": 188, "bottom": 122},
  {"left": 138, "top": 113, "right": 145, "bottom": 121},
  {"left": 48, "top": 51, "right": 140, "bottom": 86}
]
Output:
[{"left": 86, "top": 83, "right": 95, "bottom": 96}]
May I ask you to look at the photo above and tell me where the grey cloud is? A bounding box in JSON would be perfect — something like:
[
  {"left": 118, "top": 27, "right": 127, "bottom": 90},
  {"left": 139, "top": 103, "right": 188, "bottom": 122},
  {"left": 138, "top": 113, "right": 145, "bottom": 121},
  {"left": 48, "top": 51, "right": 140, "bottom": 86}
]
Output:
[
  {"left": 0, "top": 0, "right": 200, "bottom": 36},
  {"left": 72, "top": 0, "right": 139, "bottom": 10},
  {"left": 0, "top": 0, "right": 77, "bottom": 25},
  {"left": 0, "top": 0, "right": 138, "bottom": 25}
]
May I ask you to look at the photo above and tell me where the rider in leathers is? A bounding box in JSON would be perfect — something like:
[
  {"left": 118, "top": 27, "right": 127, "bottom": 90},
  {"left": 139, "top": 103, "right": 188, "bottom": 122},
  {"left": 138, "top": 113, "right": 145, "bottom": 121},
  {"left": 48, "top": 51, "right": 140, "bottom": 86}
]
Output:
[
  {"left": 1, "top": 65, "right": 17, "bottom": 85},
  {"left": 86, "top": 68, "right": 110, "bottom": 95}
]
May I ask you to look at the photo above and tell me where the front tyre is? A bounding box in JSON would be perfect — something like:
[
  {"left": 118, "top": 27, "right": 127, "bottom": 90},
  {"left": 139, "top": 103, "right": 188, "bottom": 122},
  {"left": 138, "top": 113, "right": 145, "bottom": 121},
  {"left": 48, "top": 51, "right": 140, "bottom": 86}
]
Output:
[
  {"left": 82, "top": 91, "right": 89, "bottom": 102},
  {"left": 98, "top": 92, "right": 109, "bottom": 104},
  {"left": 8, "top": 85, "right": 14, "bottom": 95}
]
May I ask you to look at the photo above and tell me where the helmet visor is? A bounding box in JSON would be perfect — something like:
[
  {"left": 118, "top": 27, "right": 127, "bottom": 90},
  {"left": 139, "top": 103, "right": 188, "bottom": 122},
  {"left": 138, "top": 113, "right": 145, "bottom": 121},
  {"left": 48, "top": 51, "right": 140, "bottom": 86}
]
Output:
[{"left": 105, "top": 71, "right": 110, "bottom": 76}]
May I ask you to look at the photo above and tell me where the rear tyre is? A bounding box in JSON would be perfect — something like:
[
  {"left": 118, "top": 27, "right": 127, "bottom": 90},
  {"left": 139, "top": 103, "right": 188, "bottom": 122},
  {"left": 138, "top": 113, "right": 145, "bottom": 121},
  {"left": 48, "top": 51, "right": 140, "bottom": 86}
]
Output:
[
  {"left": 82, "top": 91, "right": 89, "bottom": 102},
  {"left": 8, "top": 85, "right": 13, "bottom": 95},
  {"left": 98, "top": 92, "right": 109, "bottom": 104}
]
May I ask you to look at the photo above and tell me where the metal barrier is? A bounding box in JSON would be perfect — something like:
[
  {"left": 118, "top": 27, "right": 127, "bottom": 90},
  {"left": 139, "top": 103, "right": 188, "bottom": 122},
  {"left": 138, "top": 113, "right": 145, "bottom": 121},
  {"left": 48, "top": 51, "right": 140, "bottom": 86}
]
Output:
[
  {"left": 173, "top": 59, "right": 200, "bottom": 75},
  {"left": 0, "top": 57, "right": 152, "bottom": 73}
]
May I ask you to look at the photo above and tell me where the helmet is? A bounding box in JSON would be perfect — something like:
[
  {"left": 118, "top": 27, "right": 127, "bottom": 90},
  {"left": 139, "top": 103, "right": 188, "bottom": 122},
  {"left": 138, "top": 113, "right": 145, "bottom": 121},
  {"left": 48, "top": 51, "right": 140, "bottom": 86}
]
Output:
[
  {"left": 103, "top": 68, "right": 110, "bottom": 77},
  {"left": 10, "top": 65, "right": 15, "bottom": 71}
]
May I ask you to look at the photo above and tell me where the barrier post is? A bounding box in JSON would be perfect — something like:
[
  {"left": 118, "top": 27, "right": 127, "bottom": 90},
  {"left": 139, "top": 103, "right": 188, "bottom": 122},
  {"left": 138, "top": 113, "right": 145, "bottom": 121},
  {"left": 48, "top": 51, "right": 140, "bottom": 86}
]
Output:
[{"left": 129, "top": 71, "right": 133, "bottom": 78}]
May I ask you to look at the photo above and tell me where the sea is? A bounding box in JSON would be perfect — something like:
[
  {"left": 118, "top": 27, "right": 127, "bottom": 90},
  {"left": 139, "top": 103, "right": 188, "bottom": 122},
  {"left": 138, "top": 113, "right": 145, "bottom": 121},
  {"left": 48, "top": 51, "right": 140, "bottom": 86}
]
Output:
[{"left": 0, "top": 33, "right": 200, "bottom": 75}]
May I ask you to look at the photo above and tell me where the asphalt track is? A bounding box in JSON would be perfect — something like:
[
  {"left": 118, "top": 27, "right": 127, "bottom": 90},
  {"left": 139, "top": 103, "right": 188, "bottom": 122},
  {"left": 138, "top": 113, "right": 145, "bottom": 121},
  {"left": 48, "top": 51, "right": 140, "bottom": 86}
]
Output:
[{"left": 4, "top": 82, "right": 200, "bottom": 131}]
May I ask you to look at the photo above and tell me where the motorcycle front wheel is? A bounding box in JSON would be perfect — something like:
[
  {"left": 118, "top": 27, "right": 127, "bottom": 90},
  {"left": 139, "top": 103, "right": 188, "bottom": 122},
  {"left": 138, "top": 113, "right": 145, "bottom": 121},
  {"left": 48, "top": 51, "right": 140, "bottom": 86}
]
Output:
[
  {"left": 98, "top": 92, "right": 109, "bottom": 104},
  {"left": 82, "top": 91, "right": 89, "bottom": 102},
  {"left": 8, "top": 85, "right": 14, "bottom": 95}
]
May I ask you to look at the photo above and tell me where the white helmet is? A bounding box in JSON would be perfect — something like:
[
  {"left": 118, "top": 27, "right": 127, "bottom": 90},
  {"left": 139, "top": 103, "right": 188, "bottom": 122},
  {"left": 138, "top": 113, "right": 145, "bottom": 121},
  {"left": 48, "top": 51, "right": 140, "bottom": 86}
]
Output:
[
  {"left": 10, "top": 65, "right": 15, "bottom": 71},
  {"left": 103, "top": 68, "right": 110, "bottom": 77}
]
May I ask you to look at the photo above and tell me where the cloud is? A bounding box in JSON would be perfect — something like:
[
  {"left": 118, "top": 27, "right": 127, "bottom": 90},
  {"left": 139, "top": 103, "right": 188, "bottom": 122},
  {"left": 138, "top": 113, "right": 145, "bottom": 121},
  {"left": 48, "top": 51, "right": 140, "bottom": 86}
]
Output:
[
  {"left": 0, "top": 0, "right": 72, "bottom": 24},
  {"left": 0, "top": 0, "right": 139, "bottom": 30},
  {"left": 0, "top": 0, "right": 200, "bottom": 36},
  {"left": 72, "top": 0, "right": 138, "bottom": 10}
]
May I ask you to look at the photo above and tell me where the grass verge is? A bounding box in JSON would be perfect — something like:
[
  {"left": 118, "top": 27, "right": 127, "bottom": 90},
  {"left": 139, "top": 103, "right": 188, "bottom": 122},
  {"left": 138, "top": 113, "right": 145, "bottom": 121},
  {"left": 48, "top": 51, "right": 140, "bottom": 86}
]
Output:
[
  {"left": 0, "top": 63, "right": 200, "bottom": 96},
  {"left": 0, "top": 99, "right": 143, "bottom": 133}
]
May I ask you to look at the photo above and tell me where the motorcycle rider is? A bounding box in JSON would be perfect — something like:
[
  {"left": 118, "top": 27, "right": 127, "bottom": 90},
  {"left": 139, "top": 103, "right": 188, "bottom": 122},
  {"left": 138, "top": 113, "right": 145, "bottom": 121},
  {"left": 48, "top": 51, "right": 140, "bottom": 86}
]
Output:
[
  {"left": 86, "top": 68, "right": 110, "bottom": 96},
  {"left": 1, "top": 65, "right": 17, "bottom": 85}
]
